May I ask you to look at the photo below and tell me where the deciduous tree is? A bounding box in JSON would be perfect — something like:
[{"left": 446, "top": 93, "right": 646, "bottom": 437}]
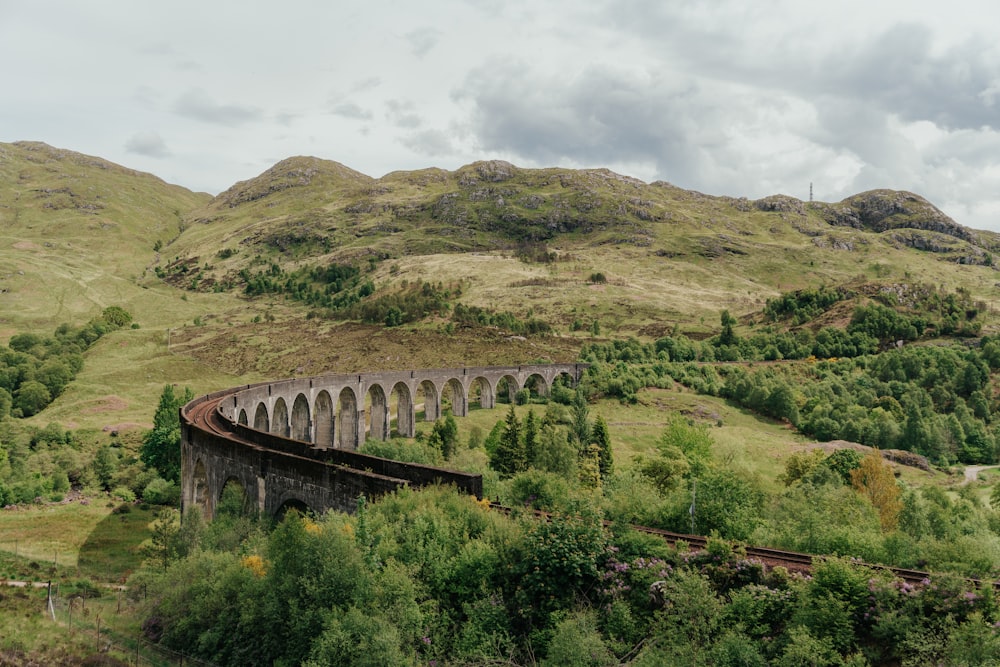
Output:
[{"left": 850, "top": 447, "right": 902, "bottom": 531}]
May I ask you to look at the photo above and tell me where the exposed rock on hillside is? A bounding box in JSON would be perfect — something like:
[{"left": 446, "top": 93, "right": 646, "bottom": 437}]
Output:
[
  {"left": 814, "top": 190, "right": 973, "bottom": 242},
  {"left": 755, "top": 195, "right": 806, "bottom": 215}
]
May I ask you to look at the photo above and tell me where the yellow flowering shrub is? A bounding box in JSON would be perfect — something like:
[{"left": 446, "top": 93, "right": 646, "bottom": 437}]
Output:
[{"left": 241, "top": 554, "right": 267, "bottom": 577}]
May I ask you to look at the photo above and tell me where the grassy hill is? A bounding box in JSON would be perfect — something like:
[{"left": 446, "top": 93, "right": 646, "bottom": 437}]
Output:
[
  {"left": 3, "top": 142, "right": 1000, "bottom": 429},
  {"left": 166, "top": 156, "right": 1000, "bottom": 336}
]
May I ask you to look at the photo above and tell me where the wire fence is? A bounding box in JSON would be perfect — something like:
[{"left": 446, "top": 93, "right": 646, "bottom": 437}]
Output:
[{"left": 44, "top": 583, "right": 217, "bottom": 667}]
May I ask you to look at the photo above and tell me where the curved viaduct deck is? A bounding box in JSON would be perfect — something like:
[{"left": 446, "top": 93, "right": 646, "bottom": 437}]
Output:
[{"left": 181, "top": 363, "right": 587, "bottom": 519}]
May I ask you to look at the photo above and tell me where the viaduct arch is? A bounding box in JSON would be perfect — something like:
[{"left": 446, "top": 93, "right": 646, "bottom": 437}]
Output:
[{"left": 181, "top": 363, "right": 586, "bottom": 520}]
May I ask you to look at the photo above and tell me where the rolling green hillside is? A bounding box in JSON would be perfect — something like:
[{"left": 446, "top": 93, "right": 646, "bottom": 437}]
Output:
[
  {"left": 165, "top": 156, "right": 1000, "bottom": 339},
  {"left": 3, "top": 141, "right": 1000, "bottom": 430}
]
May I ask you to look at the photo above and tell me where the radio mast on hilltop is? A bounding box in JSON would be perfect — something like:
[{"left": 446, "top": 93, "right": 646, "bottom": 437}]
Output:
[{"left": 809, "top": 182, "right": 813, "bottom": 202}]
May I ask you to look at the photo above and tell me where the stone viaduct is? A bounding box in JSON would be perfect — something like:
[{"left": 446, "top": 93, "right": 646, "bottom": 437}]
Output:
[{"left": 180, "top": 363, "right": 587, "bottom": 520}]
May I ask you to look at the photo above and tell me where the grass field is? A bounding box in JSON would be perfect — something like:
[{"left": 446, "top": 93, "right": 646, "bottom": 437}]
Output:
[{"left": 0, "top": 501, "right": 153, "bottom": 582}]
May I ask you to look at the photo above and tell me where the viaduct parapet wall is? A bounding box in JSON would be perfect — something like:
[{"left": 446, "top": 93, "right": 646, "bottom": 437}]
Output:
[{"left": 181, "top": 363, "right": 587, "bottom": 519}]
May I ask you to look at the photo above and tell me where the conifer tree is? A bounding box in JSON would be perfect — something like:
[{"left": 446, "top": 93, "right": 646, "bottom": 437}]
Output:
[
  {"left": 590, "top": 415, "right": 613, "bottom": 479},
  {"left": 141, "top": 384, "right": 194, "bottom": 483},
  {"left": 490, "top": 404, "right": 525, "bottom": 478}
]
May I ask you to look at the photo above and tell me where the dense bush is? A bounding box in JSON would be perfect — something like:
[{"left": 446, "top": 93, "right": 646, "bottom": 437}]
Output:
[{"left": 134, "top": 484, "right": 1000, "bottom": 667}]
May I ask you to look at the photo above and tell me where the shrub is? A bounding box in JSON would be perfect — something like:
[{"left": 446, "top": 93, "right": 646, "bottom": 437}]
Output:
[
  {"left": 111, "top": 487, "right": 136, "bottom": 503},
  {"left": 143, "top": 477, "right": 181, "bottom": 505}
]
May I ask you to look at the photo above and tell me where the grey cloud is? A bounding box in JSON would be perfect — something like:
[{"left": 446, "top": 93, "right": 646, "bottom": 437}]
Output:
[
  {"left": 138, "top": 42, "right": 174, "bottom": 56},
  {"left": 124, "top": 131, "right": 170, "bottom": 158},
  {"left": 608, "top": 4, "right": 1000, "bottom": 133},
  {"left": 401, "top": 129, "right": 454, "bottom": 156},
  {"left": 456, "top": 62, "right": 709, "bottom": 181},
  {"left": 331, "top": 102, "right": 373, "bottom": 120},
  {"left": 351, "top": 76, "right": 382, "bottom": 93},
  {"left": 818, "top": 24, "right": 1000, "bottom": 131},
  {"left": 405, "top": 27, "right": 441, "bottom": 58},
  {"left": 173, "top": 89, "right": 261, "bottom": 125},
  {"left": 385, "top": 99, "right": 422, "bottom": 129}
]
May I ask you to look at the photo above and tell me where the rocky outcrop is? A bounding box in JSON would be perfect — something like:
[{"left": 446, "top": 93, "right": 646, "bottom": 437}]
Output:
[
  {"left": 814, "top": 190, "right": 975, "bottom": 243},
  {"left": 755, "top": 194, "right": 806, "bottom": 215}
]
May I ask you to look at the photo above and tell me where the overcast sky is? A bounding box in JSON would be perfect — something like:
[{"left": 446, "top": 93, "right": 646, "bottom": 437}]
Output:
[{"left": 3, "top": 1, "right": 1000, "bottom": 230}]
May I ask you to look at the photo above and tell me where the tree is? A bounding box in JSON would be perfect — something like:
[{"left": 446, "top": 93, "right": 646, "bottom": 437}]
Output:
[
  {"left": 850, "top": 447, "right": 902, "bottom": 531},
  {"left": 490, "top": 404, "right": 525, "bottom": 478},
  {"left": 427, "top": 415, "right": 458, "bottom": 460},
  {"left": 579, "top": 443, "right": 602, "bottom": 489},
  {"left": 590, "top": 415, "right": 613, "bottom": 479},
  {"left": 719, "top": 309, "right": 738, "bottom": 346},
  {"left": 535, "top": 423, "right": 577, "bottom": 477},
  {"left": 101, "top": 305, "right": 133, "bottom": 328},
  {"left": 14, "top": 380, "right": 51, "bottom": 417},
  {"left": 35, "top": 359, "right": 73, "bottom": 398},
  {"left": 142, "top": 508, "right": 180, "bottom": 571},
  {"left": 141, "top": 384, "right": 194, "bottom": 483},
  {"left": 571, "top": 388, "right": 591, "bottom": 447},
  {"left": 523, "top": 409, "right": 539, "bottom": 466},
  {"left": 93, "top": 444, "right": 118, "bottom": 491}
]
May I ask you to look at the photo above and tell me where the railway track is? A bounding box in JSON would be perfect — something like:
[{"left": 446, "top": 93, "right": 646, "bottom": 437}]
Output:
[
  {"left": 489, "top": 503, "right": 949, "bottom": 586},
  {"left": 185, "top": 396, "right": 969, "bottom": 588}
]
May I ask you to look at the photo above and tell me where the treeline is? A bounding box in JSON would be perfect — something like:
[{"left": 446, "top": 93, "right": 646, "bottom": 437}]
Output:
[
  {"left": 240, "top": 261, "right": 372, "bottom": 311},
  {"left": 0, "top": 306, "right": 132, "bottom": 418},
  {"left": 0, "top": 310, "right": 189, "bottom": 507},
  {"left": 343, "top": 280, "right": 454, "bottom": 327},
  {"left": 581, "top": 338, "right": 1000, "bottom": 465},
  {"left": 452, "top": 302, "right": 552, "bottom": 335},
  {"left": 238, "top": 257, "right": 556, "bottom": 334},
  {"left": 765, "top": 283, "right": 983, "bottom": 338},
  {"left": 0, "top": 420, "right": 177, "bottom": 508}
]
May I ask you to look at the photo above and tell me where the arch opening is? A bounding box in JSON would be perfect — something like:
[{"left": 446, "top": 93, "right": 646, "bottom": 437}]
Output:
[
  {"left": 366, "top": 384, "right": 389, "bottom": 441},
  {"left": 237, "top": 408, "right": 249, "bottom": 426},
  {"left": 390, "top": 382, "right": 414, "bottom": 438},
  {"left": 496, "top": 375, "right": 518, "bottom": 404},
  {"left": 291, "top": 393, "right": 311, "bottom": 442},
  {"left": 275, "top": 498, "right": 314, "bottom": 522},
  {"left": 218, "top": 478, "right": 253, "bottom": 519},
  {"left": 314, "top": 391, "right": 335, "bottom": 449},
  {"left": 271, "top": 397, "right": 290, "bottom": 437},
  {"left": 337, "top": 387, "right": 359, "bottom": 450},
  {"left": 470, "top": 376, "right": 493, "bottom": 409},
  {"left": 253, "top": 402, "right": 269, "bottom": 431},
  {"left": 417, "top": 380, "right": 440, "bottom": 422},
  {"left": 442, "top": 378, "right": 467, "bottom": 417},
  {"left": 525, "top": 374, "right": 549, "bottom": 401}
]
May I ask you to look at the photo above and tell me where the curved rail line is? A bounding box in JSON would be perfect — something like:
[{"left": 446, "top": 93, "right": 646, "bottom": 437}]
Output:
[
  {"left": 487, "top": 504, "right": 985, "bottom": 588},
  {"left": 186, "top": 391, "right": 985, "bottom": 588}
]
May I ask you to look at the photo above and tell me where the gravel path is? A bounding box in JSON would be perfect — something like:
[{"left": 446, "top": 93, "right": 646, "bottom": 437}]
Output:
[{"left": 964, "top": 464, "right": 1000, "bottom": 484}]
